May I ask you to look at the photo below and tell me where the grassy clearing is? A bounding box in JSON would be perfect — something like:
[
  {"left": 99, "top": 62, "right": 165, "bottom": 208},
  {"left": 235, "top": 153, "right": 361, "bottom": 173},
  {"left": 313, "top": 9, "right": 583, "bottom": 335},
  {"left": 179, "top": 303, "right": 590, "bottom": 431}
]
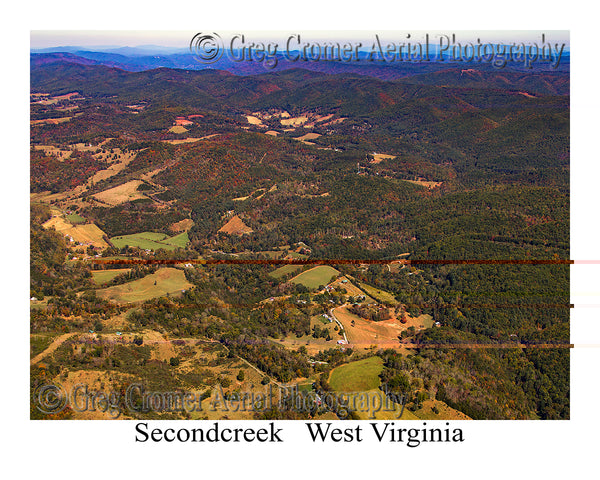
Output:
[
  {"left": 110, "top": 231, "right": 189, "bottom": 251},
  {"left": 30, "top": 333, "right": 58, "bottom": 359},
  {"left": 286, "top": 251, "right": 308, "bottom": 259},
  {"left": 170, "top": 218, "right": 194, "bottom": 233},
  {"left": 91, "top": 268, "right": 132, "bottom": 285},
  {"left": 327, "top": 356, "right": 419, "bottom": 420},
  {"left": 98, "top": 255, "right": 133, "bottom": 261},
  {"left": 420, "top": 314, "right": 434, "bottom": 329},
  {"left": 290, "top": 266, "right": 340, "bottom": 289},
  {"left": 269, "top": 264, "right": 303, "bottom": 279},
  {"left": 256, "top": 250, "right": 284, "bottom": 259},
  {"left": 329, "top": 356, "right": 383, "bottom": 392},
  {"left": 358, "top": 282, "right": 399, "bottom": 305},
  {"left": 43, "top": 216, "right": 109, "bottom": 248},
  {"left": 96, "top": 267, "right": 193, "bottom": 303},
  {"left": 296, "top": 132, "right": 321, "bottom": 141},
  {"left": 370, "top": 153, "right": 397, "bottom": 164},
  {"left": 218, "top": 215, "right": 253, "bottom": 235},
  {"left": 403, "top": 179, "right": 443, "bottom": 189},
  {"left": 246, "top": 115, "right": 263, "bottom": 125},
  {"left": 163, "top": 231, "right": 189, "bottom": 248},
  {"left": 281, "top": 116, "right": 308, "bottom": 126},
  {"left": 66, "top": 213, "right": 86, "bottom": 224},
  {"left": 92, "top": 180, "right": 146, "bottom": 206},
  {"left": 334, "top": 306, "right": 430, "bottom": 348}
]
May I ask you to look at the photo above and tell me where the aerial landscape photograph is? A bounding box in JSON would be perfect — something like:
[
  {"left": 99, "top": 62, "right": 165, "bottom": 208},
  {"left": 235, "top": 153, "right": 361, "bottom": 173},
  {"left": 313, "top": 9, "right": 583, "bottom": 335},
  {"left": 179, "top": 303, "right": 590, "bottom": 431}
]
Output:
[{"left": 29, "top": 29, "right": 571, "bottom": 423}]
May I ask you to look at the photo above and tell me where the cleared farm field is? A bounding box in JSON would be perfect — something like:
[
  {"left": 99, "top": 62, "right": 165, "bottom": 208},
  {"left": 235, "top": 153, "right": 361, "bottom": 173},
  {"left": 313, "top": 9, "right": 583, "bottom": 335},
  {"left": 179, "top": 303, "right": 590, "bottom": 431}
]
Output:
[
  {"left": 170, "top": 218, "right": 194, "bottom": 233},
  {"left": 66, "top": 213, "right": 86, "bottom": 224},
  {"left": 246, "top": 115, "right": 262, "bottom": 125},
  {"left": 218, "top": 215, "right": 253, "bottom": 235},
  {"left": 357, "top": 281, "right": 399, "bottom": 305},
  {"left": 96, "top": 267, "right": 192, "bottom": 303},
  {"left": 91, "top": 268, "right": 132, "bottom": 285},
  {"left": 92, "top": 180, "right": 146, "bottom": 206},
  {"left": 290, "top": 266, "right": 340, "bottom": 289},
  {"left": 163, "top": 232, "right": 189, "bottom": 248},
  {"left": 296, "top": 132, "right": 321, "bottom": 141},
  {"left": 285, "top": 251, "right": 308, "bottom": 259},
  {"left": 256, "top": 250, "right": 284, "bottom": 259},
  {"left": 280, "top": 116, "right": 308, "bottom": 126},
  {"left": 328, "top": 356, "right": 419, "bottom": 419},
  {"left": 269, "top": 264, "right": 303, "bottom": 279},
  {"left": 43, "top": 216, "right": 109, "bottom": 249},
  {"left": 403, "top": 179, "right": 443, "bottom": 189},
  {"left": 370, "top": 153, "right": 397, "bottom": 164},
  {"left": 30, "top": 333, "right": 59, "bottom": 359},
  {"left": 110, "top": 231, "right": 189, "bottom": 251},
  {"left": 329, "top": 356, "right": 383, "bottom": 392},
  {"left": 334, "top": 305, "right": 432, "bottom": 348}
]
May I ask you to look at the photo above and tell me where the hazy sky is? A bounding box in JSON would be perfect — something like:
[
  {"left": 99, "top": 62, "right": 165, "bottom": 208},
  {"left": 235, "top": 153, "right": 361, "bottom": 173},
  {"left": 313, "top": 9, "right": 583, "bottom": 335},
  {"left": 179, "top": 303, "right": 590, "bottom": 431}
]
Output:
[{"left": 31, "top": 30, "right": 570, "bottom": 49}]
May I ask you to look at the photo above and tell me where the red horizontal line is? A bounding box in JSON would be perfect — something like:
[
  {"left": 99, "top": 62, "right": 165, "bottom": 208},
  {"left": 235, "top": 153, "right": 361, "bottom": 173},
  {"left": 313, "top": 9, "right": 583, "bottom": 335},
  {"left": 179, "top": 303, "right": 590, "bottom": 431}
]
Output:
[
  {"left": 56, "top": 335, "right": 576, "bottom": 349},
  {"left": 154, "top": 302, "right": 573, "bottom": 309},
  {"left": 92, "top": 258, "right": 573, "bottom": 265},
  {"left": 366, "top": 343, "right": 574, "bottom": 349}
]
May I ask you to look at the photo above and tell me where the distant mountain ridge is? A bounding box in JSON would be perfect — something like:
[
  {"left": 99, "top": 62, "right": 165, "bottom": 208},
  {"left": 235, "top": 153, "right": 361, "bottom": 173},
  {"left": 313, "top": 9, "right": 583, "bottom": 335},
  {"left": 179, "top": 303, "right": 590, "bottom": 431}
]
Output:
[
  {"left": 31, "top": 52, "right": 570, "bottom": 96},
  {"left": 31, "top": 41, "right": 570, "bottom": 88}
]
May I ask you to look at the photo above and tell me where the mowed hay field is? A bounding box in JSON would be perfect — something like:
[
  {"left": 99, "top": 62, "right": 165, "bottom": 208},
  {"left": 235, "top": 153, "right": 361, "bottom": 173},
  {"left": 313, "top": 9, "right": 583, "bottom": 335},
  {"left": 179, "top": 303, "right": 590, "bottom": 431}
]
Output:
[
  {"left": 328, "top": 356, "right": 420, "bottom": 420},
  {"left": 168, "top": 125, "right": 188, "bottom": 133},
  {"left": 110, "top": 231, "right": 189, "bottom": 251},
  {"left": 333, "top": 306, "right": 403, "bottom": 348},
  {"left": 246, "top": 115, "right": 263, "bottom": 125},
  {"left": 269, "top": 264, "right": 303, "bottom": 279},
  {"left": 91, "top": 268, "right": 131, "bottom": 285},
  {"left": 290, "top": 266, "right": 339, "bottom": 289},
  {"left": 42, "top": 216, "right": 109, "bottom": 248},
  {"left": 370, "top": 153, "right": 397, "bottom": 164},
  {"left": 218, "top": 215, "right": 253, "bottom": 235},
  {"left": 336, "top": 305, "right": 433, "bottom": 348},
  {"left": 280, "top": 116, "right": 308, "bottom": 126},
  {"left": 92, "top": 180, "right": 146, "bottom": 206},
  {"left": 296, "top": 132, "right": 321, "bottom": 141},
  {"left": 329, "top": 356, "right": 383, "bottom": 392},
  {"left": 170, "top": 218, "right": 194, "bottom": 233},
  {"left": 356, "top": 281, "right": 399, "bottom": 305},
  {"left": 403, "top": 179, "right": 443, "bottom": 189},
  {"left": 65, "top": 213, "right": 85, "bottom": 224},
  {"left": 96, "top": 267, "right": 192, "bottom": 303},
  {"left": 335, "top": 305, "right": 432, "bottom": 348}
]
